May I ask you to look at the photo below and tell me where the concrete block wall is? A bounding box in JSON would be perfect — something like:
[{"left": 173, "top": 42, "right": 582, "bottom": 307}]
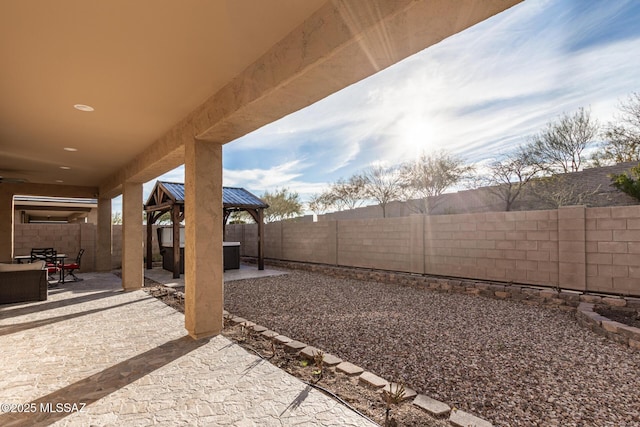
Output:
[
  {"left": 585, "top": 205, "right": 640, "bottom": 294},
  {"left": 424, "top": 210, "right": 559, "bottom": 287},
  {"left": 228, "top": 205, "right": 640, "bottom": 296},
  {"left": 241, "top": 224, "right": 258, "bottom": 257},
  {"left": 80, "top": 223, "right": 96, "bottom": 272},
  {"left": 14, "top": 223, "right": 162, "bottom": 272},
  {"left": 337, "top": 216, "right": 420, "bottom": 272},
  {"left": 14, "top": 223, "right": 96, "bottom": 270},
  {"left": 282, "top": 221, "right": 337, "bottom": 264},
  {"left": 224, "top": 225, "right": 243, "bottom": 245},
  {"left": 16, "top": 204, "right": 640, "bottom": 296},
  {"left": 112, "top": 225, "right": 123, "bottom": 269}
]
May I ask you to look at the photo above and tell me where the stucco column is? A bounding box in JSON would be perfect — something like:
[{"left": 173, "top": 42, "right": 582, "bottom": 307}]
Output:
[
  {"left": 184, "top": 138, "right": 223, "bottom": 339},
  {"left": 122, "top": 182, "right": 143, "bottom": 291},
  {"left": 0, "top": 189, "right": 14, "bottom": 263},
  {"left": 96, "top": 197, "right": 112, "bottom": 272}
]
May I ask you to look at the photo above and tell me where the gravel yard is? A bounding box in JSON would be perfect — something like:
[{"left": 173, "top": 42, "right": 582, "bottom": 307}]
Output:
[{"left": 224, "top": 269, "right": 640, "bottom": 427}]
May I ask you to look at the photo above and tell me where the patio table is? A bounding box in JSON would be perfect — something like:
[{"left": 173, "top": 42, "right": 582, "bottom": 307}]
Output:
[{"left": 14, "top": 254, "right": 68, "bottom": 283}]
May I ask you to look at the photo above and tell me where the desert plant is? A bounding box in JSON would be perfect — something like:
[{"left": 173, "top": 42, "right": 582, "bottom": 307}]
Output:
[
  {"left": 269, "top": 341, "right": 277, "bottom": 359},
  {"left": 383, "top": 382, "right": 406, "bottom": 427},
  {"left": 312, "top": 350, "right": 325, "bottom": 382},
  {"left": 610, "top": 163, "right": 640, "bottom": 201}
]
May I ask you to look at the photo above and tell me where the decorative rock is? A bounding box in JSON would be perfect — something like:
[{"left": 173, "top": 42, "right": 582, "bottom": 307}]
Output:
[
  {"left": 273, "top": 335, "right": 292, "bottom": 344},
  {"left": 579, "top": 310, "right": 608, "bottom": 325},
  {"left": 300, "top": 346, "right": 320, "bottom": 359},
  {"left": 449, "top": 408, "right": 493, "bottom": 427},
  {"left": 625, "top": 297, "right": 640, "bottom": 309},
  {"left": 359, "top": 371, "right": 388, "bottom": 389},
  {"left": 580, "top": 294, "right": 602, "bottom": 303},
  {"left": 336, "top": 361, "right": 364, "bottom": 376},
  {"left": 230, "top": 316, "right": 247, "bottom": 325},
  {"left": 578, "top": 302, "right": 594, "bottom": 311},
  {"left": 539, "top": 290, "right": 558, "bottom": 300},
  {"left": 495, "top": 291, "right": 510, "bottom": 299},
  {"left": 241, "top": 321, "right": 256, "bottom": 328},
  {"left": 602, "top": 297, "right": 627, "bottom": 307},
  {"left": 261, "top": 330, "right": 279, "bottom": 339},
  {"left": 252, "top": 325, "right": 268, "bottom": 333},
  {"left": 382, "top": 383, "right": 417, "bottom": 401},
  {"left": 299, "top": 347, "right": 343, "bottom": 366},
  {"left": 601, "top": 320, "right": 624, "bottom": 333},
  {"left": 284, "top": 340, "right": 307, "bottom": 353},
  {"left": 320, "top": 353, "right": 343, "bottom": 367},
  {"left": 559, "top": 291, "right": 581, "bottom": 302},
  {"left": 617, "top": 325, "right": 640, "bottom": 341},
  {"left": 412, "top": 394, "right": 451, "bottom": 417}
]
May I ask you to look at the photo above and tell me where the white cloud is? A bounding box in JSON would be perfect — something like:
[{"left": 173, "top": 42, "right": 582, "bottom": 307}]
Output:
[{"left": 223, "top": 159, "right": 304, "bottom": 189}]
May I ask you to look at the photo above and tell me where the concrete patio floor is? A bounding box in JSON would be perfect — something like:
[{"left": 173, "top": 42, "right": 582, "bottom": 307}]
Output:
[
  {"left": 0, "top": 272, "right": 376, "bottom": 426},
  {"left": 143, "top": 263, "right": 288, "bottom": 289}
]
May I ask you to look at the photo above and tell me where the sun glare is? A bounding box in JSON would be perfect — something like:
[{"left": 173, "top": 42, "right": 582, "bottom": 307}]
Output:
[{"left": 395, "top": 115, "right": 437, "bottom": 160}]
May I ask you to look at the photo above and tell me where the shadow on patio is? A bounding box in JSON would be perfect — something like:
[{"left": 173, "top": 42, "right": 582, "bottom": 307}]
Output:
[{"left": 0, "top": 272, "right": 374, "bottom": 426}]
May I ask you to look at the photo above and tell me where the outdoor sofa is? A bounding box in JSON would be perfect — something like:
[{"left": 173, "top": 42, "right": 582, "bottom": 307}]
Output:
[{"left": 0, "top": 261, "right": 47, "bottom": 304}]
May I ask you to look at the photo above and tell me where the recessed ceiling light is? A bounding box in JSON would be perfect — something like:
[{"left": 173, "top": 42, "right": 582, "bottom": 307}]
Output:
[
  {"left": 73, "top": 104, "right": 94, "bottom": 112},
  {"left": 60, "top": 166, "right": 71, "bottom": 170},
  {"left": 64, "top": 147, "right": 78, "bottom": 152}
]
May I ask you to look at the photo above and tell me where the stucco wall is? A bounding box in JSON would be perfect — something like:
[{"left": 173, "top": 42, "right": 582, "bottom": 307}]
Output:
[{"left": 227, "top": 205, "right": 640, "bottom": 296}]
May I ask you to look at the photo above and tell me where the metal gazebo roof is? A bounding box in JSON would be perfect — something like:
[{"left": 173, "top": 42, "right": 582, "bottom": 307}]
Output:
[
  {"left": 144, "top": 180, "right": 268, "bottom": 276},
  {"left": 146, "top": 181, "right": 268, "bottom": 210}
]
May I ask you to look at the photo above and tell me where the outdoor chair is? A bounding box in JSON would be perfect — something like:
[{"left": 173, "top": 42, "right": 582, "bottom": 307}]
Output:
[
  {"left": 62, "top": 249, "right": 84, "bottom": 282},
  {"left": 31, "top": 248, "right": 60, "bottom": 284}
]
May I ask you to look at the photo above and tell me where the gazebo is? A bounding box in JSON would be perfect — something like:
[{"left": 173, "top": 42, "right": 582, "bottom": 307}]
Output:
[{"left": 144, "top": 181, "right": 268, "bottom": 278}]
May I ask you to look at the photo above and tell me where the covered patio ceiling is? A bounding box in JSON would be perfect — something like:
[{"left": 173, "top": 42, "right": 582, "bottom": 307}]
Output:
[{"left": 0, "top": 0, "right": 521, "bottom": 197}]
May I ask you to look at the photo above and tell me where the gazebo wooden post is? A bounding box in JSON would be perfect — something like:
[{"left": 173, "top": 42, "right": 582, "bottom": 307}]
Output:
[
  {"left": 172, "top": 203, "right": 181, "bottom": 279},
  {"left": 257, "top": 208, "right": 265, "bottom": 270},
  {"left": 146, "top": 212, "right": 154, "bottom": 270}
]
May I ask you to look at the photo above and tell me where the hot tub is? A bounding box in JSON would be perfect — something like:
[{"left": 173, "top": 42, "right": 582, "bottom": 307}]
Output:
[{"left": 158, "top": 227, "right": 240, "bottom": 273}]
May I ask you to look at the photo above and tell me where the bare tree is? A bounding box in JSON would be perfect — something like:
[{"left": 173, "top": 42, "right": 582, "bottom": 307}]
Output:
[
  {"left": 592, "top": 92, "right": 640, "bottom": 166},
  {"left": 360, "top": 164, "right": 405, "bottom": 218},
  {"left": 307, "top": 191, "right": 335, "bottom": 215},
  {"left": 531, "top": 107, "right": 599, "bottom": 173},
  {"left": 262, "top": 188, "right": 303, "bottom": 222},
  {"left": 399, "top": 151, "right": 474, "bottom": 214},
  {"left": 111, "top": 212, "right": 122, "bottom": 225},
  {"left": 526, "top": 175, "right": 602, "bottom": 209},
  {"left": 329, "top": 175, "right": 367, "bottom": 210},
  {"left": 485, "top": 147, "right": 543, "bottom": 211}
]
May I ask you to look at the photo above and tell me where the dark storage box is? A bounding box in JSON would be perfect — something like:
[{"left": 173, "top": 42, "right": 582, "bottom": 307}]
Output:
[{"left": 160, "top": 242, "right": 240, "bottom": 274}]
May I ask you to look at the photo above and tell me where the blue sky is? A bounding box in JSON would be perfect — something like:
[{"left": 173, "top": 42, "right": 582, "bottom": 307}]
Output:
[{"left": 117, "top": 0, "right": 640, "bottom": 213}]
